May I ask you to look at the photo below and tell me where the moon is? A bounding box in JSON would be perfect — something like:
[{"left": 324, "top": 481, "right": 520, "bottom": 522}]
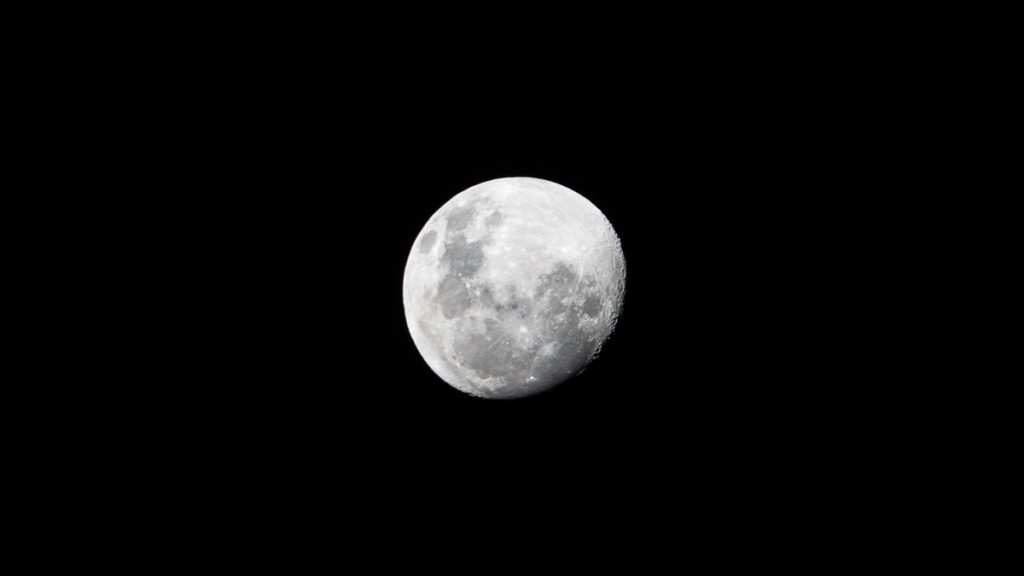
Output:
[{"left": 403, "top": 177, "right": 626, "bottom": 399}]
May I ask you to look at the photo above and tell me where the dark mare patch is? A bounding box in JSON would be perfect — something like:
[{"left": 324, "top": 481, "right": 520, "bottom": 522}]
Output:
[
  {"left": 442, "top": 238, "right": 485, "bottom": 278},
  {"left": 445, "top": 202, "right": 479, "bottom": 233},
  {"left": 419, "top": 230, "right": 437, "bottom": 253},
  {"left": 455, "top": 321, "right": 536, "bottom": 383},
  {"left": 435, "top": 275, "right": 471, "bottom": 319},
  {"left": 582, "top": 294, "right": 602, "bottom": 317}
]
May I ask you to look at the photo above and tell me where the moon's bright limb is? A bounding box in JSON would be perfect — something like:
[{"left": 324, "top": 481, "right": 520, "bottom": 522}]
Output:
[{"left": 403, "top": 177, "right": 626, "bottom": 399}]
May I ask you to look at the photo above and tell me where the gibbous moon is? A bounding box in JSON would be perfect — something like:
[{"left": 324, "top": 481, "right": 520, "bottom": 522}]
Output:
[{"left": 403, "top": 177, "right": 626, "bottom": 399}]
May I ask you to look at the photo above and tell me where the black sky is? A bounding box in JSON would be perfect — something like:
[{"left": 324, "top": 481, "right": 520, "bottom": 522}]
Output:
[
  {"left": 142, "top": 41, "right": 891, "bottom": 522},
  {"left": 241, "top": 75, "right": 857, "bottom": 468},
  {"left": 52, "top": 9, "right": 938, "bottom": 559}
]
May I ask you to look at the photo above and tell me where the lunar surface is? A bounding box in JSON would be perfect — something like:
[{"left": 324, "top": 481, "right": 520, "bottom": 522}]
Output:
[{"left": 403, "top": 177, "right": 625, "bottom": 399}]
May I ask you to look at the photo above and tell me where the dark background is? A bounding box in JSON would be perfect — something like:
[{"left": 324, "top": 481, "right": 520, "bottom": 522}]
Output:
[
  {"left": 30, "top": 8, "right": 956, "bottom": 561},
  {"left": 112, "top": 25, "right": 905, "bottom": 530},
  {"left": 186, "top": 72, "right": 871, "bottom": 486},
  {"left": 348, "top": 83, "right": 855, "bottom": 471}
]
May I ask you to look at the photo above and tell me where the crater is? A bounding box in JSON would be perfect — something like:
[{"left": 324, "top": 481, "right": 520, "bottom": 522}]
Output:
[{"left": 582, "top": 294, "right": 602, "bottom": 317}]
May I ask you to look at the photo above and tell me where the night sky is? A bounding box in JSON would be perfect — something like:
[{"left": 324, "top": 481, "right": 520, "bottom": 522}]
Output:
[
  {"left": 155, "top": 53, "right": 878, "bottom": 522},
  {"left": 73, "top": 10, "right": 913, "bottom": 558}
]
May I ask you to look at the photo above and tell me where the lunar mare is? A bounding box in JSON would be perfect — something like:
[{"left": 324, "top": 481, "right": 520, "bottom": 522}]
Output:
[{"left": 403, "top": 177, "right": 626, "bottom": 399}]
